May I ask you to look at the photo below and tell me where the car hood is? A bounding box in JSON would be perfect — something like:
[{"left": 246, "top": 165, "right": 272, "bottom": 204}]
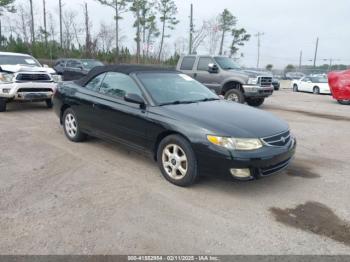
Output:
[
  {"left": 158, "top": 100, "right": 289, "bottom": 138},
  {"left": 0, "top": 64, "right": 56, "bottom": 74},
  {"left": 243, "top": 70, "right": 272, "bottom": 78}
]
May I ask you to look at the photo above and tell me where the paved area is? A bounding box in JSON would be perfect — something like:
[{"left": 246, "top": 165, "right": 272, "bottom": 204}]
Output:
[{"left": 1, "top": 89, "right": 350, "bottom": 254}]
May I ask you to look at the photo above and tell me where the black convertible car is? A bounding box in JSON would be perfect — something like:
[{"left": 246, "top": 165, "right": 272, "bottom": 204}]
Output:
[{"left": 53, "top": 65, "right": 296, "bottom": 186}]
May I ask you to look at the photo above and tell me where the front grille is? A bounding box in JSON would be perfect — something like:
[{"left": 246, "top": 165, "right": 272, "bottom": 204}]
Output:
[
  {"left": 262, "top": 130, "right": 291, "bottom": 147},
  {"left": 16, "top": 73, "right": 51, "bottom": 82},
  {"left": 260, "top": 157, "right": 291, "bottom": 176},
  {"left": 258, "top": 76, "right": 272, "bottom": 87},
  {"left": 17, "top": 88, "right": 53, "bottom": 92}
]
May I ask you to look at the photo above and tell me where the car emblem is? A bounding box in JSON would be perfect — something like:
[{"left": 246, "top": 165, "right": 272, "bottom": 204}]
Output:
[{"left": 281, "top": 136, "right": 286, "bottom": 143}]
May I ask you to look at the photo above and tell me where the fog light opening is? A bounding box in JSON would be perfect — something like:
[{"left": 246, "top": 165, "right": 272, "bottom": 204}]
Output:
[{"left": 230, "top": 168, "right": 252, "bottom": 179}]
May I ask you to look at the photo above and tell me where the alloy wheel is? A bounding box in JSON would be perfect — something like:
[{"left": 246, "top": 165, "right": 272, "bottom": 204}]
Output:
[
  {"left": 162, "top": 144, "right": 188, "bottom": 180},
  {"left": 227, "top": 93, "right": 239, "bottom": 102},
  {"left": 65, "top": 113, "right": 77, "bottom": 138}
]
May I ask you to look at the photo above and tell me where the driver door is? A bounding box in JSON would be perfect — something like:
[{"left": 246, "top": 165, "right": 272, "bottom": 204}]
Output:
[{"left": 193, "top": 57, "right": 221, "bottom": 94}]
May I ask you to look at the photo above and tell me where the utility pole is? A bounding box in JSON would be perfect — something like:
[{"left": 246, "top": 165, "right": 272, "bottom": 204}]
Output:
[
  {"left": 43, "top": 0, "right": 47, "bottom": 48},
  {"left": 313, "top": 37, "right": 319, "bottom": 68},
  {"left": 59, "top": 0, "right": 63, "bottom": 49},
  {"left": 29, "top": 0, "right": 35, "bottom": 44},
  {"left": 189, "top": 3, "right": 193, "bottom": 55},
  {"left": 255, "top": 32, "right": 264, "bottom": 69},
  {"left": 84, "top": 2, "right": 91, "bottom": 57},
  {"left": 0, "top": 19, "right": 2, "bottom": 49},
  {"left": 299, "top": 50, "right": 302, "bottom": 70}
]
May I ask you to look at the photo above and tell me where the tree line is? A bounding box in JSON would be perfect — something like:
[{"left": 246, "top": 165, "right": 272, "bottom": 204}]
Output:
[{"left": 0, "top": 0, "right": 251, "bottom": 65}]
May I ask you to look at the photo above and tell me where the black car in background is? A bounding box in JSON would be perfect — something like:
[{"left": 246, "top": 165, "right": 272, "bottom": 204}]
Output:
[
  {"left": 53, "top": 59, "right": 104, "bottom": 81},
  {"left": 272, "top": 78, "right": 280, "bottom": 90},
  {"left": 53, "top": 65, "right": 296, "bottom": 187}
]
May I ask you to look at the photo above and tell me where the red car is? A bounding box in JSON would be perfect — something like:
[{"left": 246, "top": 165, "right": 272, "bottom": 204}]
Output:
[{"left": 328, "top": 70, "right": 350, "bottom": 105}]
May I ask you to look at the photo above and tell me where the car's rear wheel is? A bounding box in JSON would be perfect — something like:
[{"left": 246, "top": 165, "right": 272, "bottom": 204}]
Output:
[
  {"left": 246, "top": 97, "right": 265, "bottom": 107},
  {"left": 46, "top": 99, "right": 53, "bottom": 108},
  {"left": 337, "top": 100, "right": 350, "bottom": 105},
  {"left": 157, "top": 135, "right": 198, "bottom": 187},
  {"left": 0, "top": 98, "right": 6, "bottom": 112},
  {"left": 224, "top": 89, "right": 245, "bottom": 103},
  {"left": 293, "top": 84, "right": 298, "bottom": 92},
  {"left": 313, "top": 86, "right": 320, "bottom": 94},
  {"left": 63, "top": 108, "right": 86, "bottom": 142}
]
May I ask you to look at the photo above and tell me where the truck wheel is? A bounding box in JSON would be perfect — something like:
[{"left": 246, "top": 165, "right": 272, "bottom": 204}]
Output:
[
  {"left": 157, "top": 134, "right": 198, "bottom": 187},
  {"left": 46, "top": 99, "right": 53, "bottom": 108},
  {"left": 293, "top": 84, "right": 298, "bottom": 92},
  {"left": 224, "top": 89, "right": 245, "bottom": 103},
  {"left": 0, "top": 98, "right": 7, "bottom": 112},
  {"left": 246, "top": 98, "right": 265, "bottom": 107},
  {"left": 337, "top": 100, "right": 350, "bottom": 105}
]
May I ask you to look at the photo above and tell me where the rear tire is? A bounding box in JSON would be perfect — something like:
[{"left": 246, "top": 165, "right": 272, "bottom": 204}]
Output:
[
  {"left": 246, "top": 98, "right": 265, "bottom": 107},
  {"left": 0, "top": 98, "right": 6, "bottom": 112},
  {"left": 313, "top": 86, "right": 320, "bottom": 95},
  {"left": 157, "top": 135, "right": 198, "bottom": 187},
  {"left": 337, "top": 100, "right": 350, "bottom": 105},
  {"left": 224, "top": 89, "right": 245, "bottom": 103},
  {"left": 63, "top": 108, "right": 86, "bottom": 142},
  {"left": 46, "top": 99, "right": 53, "bottom": 108},
  {"left": 293, "top": 84, "right": 298, "bottom": 92}
]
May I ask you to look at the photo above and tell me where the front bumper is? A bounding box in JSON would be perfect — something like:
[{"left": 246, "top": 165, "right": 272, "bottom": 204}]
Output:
[
  {"left": 0, "top": 82, "right": 57, "bottom": 101},
  {"left": 195, "top": 137, "right": 296, "bottom": 181},
  {"left": 242, "top": 85, "right": 274, "bottom": 97}
]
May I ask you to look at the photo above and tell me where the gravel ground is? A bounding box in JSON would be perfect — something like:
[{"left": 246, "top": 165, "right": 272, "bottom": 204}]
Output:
[{"left": 1, "top": 86, "right": 350, "bottom": 255}]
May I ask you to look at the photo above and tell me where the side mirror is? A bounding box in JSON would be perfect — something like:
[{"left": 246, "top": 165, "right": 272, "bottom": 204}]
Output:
[
  {"left": 124, "top": 93, "right": 145, "bottom": 107},
  {"left": 208, "top": 63, "right": 219, "bottom": 73}
]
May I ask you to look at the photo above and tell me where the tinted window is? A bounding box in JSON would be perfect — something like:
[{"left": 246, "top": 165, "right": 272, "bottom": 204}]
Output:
[
  {"left": 180, "top": 57, "right": 196, "bottom": 70},
  {"left": 66, "top": 60, "right": 81, "bottom": 68},
  {"left": 85, "top": 73, "right": 106, "bottom": 92},
  {"left": 99, "top": 72, "right": 141, "bottom": 98},
  {"left": 0, "top": 55, "right": 41, "bottom": 66},
  {"left": 197, "top": 57, "right": 214, "bottom": 71}
]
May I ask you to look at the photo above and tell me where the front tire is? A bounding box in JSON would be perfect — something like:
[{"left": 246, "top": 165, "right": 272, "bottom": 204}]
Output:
[
  {"left": 157, "top": 135, "right": 198, "bottom": 187},
  {"left": 0, "top": 98, "right": 6, "bottom": 112},
  {"left": 337, "top": 100, "right": 350, "bottom": 105},
  {"left": 224, "top": 89, "right": 245, "bottom": 103},
  {"left": 63, "top": 108, "right": 86, "bottom": 142},
  {"left": 246, "top": 97, "right": 265, "bottom": 107},
  {"left": 46, "top": 99, "right": 53, "bottom": 108},
  {"left": 293, "top": 84, "right": 298, "bottom": 92}
]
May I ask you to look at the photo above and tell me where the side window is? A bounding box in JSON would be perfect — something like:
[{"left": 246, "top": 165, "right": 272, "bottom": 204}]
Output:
[
  {"left": 180, "top": 57, "right": 196, "bottom": 70},
  {"left": 66, "top": 60, "right": 81, "bottom": 68},
  {"left": 197, "top": 57, "right": 214, "bottom": 71},
  {"left": 85, "top": 73, "right": 105, "bottom": 92},
  {"left": 99, "top": 72, "right": 142, "bottom": 99}
]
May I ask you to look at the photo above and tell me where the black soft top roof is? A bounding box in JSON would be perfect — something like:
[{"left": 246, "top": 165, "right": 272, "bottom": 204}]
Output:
[{"left": 75, "top": 64, "right": 177, "bottom": 86}]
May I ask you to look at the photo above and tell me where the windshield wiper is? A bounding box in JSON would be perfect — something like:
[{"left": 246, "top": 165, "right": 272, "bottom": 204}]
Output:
[
  {"left": 159, "top": 100, "right": 199, "bottom": 106},
  {"left": 196, "top": 97, "right": 220, "bottom": 102}
]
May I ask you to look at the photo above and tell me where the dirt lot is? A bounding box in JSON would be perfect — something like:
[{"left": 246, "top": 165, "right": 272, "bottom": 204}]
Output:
[{"left": 1, "top": 86, "right": 350, "bottom": 254}]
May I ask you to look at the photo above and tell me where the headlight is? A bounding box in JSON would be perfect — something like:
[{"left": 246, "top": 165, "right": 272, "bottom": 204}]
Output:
[
  {"left": 247, "top": 77, "right": 258, "bottom": 85},
  {"left": 51, "top": 74, "right": 62, "bottom": 82},
  {"left": 0, "top": 72, "right": 14, "bottom": 83},
  {"left": 207, "top": 135, "right": 263, "bottom": 150}
]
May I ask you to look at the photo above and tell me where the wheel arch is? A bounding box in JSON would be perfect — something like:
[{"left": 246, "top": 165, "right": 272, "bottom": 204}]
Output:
[
  {"left": 60, "top": 104, "right": 71, "bottom": 124},
  {"left": 221, "top": 80, "right": 244, "bottom": 95},
  {"left": 153, "top": 130, "right": 192, "bottom": 161}
]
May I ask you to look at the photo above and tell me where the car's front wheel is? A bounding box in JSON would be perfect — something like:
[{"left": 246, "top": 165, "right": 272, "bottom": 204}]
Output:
[
  {"left": 63, "top": 108, "right": 86, "bottom": 142},
  {"left": 224, "top": 89, "right": 245, "bottom": 103},
  {"left": 157, "top": 135, "right": 198, "bottom": 187},
  {"left": 46, "top": 99, "right": 53, "bottom": 108},
  {"left": 313, "top": 86, "right": 320, "bottom": 95},
  {"left": 246, "top": 98, "right": 265, "bottom": 107},
  {"left": 0, "top": 98, "right": 6, "bottom": 112},
  {"left": 293, "top": 84, "right": 298, "bottom": 92},
  {"left": 337, "top": 100, "right": 350, "bottom": 105}
]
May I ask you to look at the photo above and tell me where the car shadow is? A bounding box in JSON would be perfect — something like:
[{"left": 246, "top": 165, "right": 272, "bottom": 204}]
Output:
[{"left": 5, "top": 101, "right": 51, "bottom": 112}]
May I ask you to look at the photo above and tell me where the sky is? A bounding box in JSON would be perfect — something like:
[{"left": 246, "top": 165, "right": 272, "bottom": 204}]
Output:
[{"left": 5, "top": 0, "right": 350, "bottom": 69}]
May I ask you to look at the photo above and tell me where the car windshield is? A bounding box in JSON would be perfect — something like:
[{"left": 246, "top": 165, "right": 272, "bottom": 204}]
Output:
[
  {"left": 0, "top": 55, "right": 41, "bottom": 67},
  {"left": 137, "top": 72, "right": 219, "bottom": 105},
  {"left": 81, "top": 60, "right": 104, "bottom": 70},
  {"left": 214, "top": 57, "right": 241, "bottom": 70},
  {"left": 311, "top": 77, "right": 328, "bottom": 83}
]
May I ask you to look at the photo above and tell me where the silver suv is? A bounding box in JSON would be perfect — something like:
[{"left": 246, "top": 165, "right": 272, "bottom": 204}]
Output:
[{"left": 176, "top": 55, "right": 273, "bottom": 106}]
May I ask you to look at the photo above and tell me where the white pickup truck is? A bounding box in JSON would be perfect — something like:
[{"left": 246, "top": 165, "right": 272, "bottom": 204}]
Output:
[{"left": 0, "top": 52, "right": 61, "bottom": 112}]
